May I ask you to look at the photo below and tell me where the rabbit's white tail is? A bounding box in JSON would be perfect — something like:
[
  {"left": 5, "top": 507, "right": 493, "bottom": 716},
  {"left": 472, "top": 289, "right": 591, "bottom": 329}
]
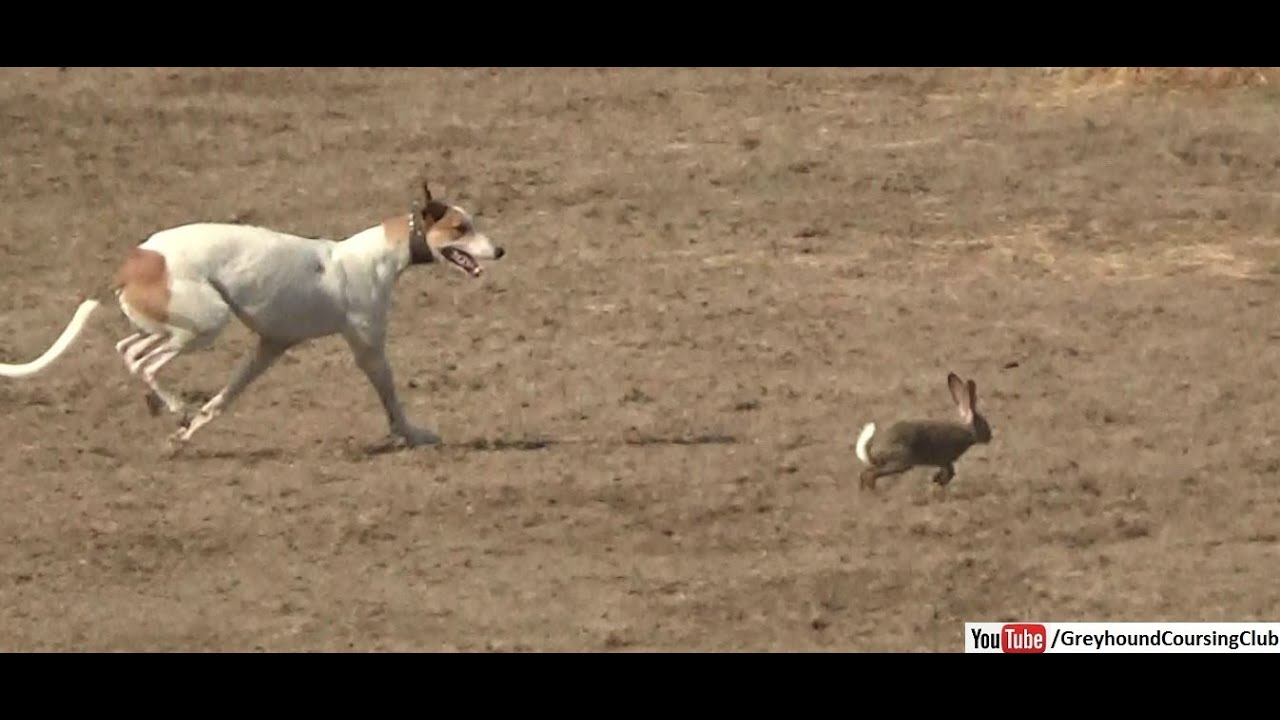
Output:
[
  {"left": 0, "top": 299, "right": 102, "bottom": 378},
  {"left": 855, "top": 422, "right": 876, "bottom": 464}
]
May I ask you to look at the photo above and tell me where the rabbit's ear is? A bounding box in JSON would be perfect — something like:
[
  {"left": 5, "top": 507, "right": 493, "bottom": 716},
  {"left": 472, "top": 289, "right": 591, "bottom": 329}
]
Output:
[
  {"left": 967, "top": 379, "right": 978, "bottom": 411},
  {"left": 948, "top": 372, "right": 972, "bottom": 422}
]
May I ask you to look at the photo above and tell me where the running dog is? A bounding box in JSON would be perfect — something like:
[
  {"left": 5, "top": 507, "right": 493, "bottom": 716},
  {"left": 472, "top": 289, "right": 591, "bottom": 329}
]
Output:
[{"left": 0, "top": 181, "right": 505, "bottom": 448}]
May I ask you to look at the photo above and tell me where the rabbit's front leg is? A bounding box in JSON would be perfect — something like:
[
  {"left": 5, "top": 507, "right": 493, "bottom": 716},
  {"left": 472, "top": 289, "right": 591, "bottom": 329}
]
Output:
[{"left": 931, "top": 464, "right": 955, "bottom": 486}]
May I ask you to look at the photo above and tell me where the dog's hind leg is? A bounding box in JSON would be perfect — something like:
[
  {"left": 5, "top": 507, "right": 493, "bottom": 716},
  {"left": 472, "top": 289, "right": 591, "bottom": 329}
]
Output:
[
  {"left": 115, "top": 332, "right": 146, "bottom": 357},
  {"left": 120, "top": 326, "right": 213, "bottom": 419},
  {"left": 116, "top": 331, "right": 184, "bottom": 415},
  {"left": 120, "top": 332, "right": 164, "bottom": 367},
  {"left": 135, "top": 340, "right": 191, "bottom": 417},
  {"left": 117, "top": 275, "right": 233, "bottom": 423}
]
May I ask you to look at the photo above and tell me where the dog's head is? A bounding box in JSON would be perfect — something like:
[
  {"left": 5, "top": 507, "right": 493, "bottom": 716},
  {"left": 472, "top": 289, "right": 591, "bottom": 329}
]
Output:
[{"left": 411, "top": 182, "right": 505, "bottom": 278}]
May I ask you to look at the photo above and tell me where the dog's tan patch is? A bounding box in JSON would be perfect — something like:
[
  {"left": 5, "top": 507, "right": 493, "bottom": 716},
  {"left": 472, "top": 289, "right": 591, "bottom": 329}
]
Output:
[
  {"left": 115, "top": 247, "right": 171, "bottom": 324},
  {"left": 384, "top": 213, "right": 437, "bottom": 264},
  {"left": 382, "top": 214, "right": 411, "bottom": 247}
]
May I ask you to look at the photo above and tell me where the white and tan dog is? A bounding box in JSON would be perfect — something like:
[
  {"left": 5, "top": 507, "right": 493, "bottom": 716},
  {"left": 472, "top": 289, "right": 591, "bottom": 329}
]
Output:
[{"left": 0, "top": 181, "right": 505, "bottom": 448}]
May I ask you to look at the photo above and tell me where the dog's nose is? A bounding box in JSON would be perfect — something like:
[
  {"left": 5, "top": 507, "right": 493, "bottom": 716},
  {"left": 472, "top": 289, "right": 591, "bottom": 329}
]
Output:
[{"left": 494, "top": 246, "right": 506, "bottom": 259}]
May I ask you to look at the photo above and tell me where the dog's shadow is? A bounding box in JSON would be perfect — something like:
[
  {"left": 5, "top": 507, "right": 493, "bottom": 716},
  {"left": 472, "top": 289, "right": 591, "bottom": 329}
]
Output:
[
  {"left": 177, "top": 447, "right": 286, "bottom": 461},
  {"left": 157, "top": 444, "right": 286, "bottom": 463},
  {"left": 163, "top": 430, "right": 738, "bottom": 461},
  {"left": 361, "top": 432, "right": 739, "bottom": 457}
]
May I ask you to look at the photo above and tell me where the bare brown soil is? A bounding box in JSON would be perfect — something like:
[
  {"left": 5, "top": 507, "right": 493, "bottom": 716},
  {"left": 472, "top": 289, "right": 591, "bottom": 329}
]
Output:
[{"left": 2, "top": 68, "right": 1279, "bottom": 652}]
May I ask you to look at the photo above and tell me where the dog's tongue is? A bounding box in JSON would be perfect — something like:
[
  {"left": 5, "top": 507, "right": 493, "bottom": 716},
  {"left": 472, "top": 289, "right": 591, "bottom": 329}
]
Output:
[{"left": 441, "top": 247, "right": 482, "bottom": 277}]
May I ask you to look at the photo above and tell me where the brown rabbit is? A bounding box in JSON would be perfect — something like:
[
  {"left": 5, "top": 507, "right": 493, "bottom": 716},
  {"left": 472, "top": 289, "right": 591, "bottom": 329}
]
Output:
[{"left": 855, "top": 372, "right": 992, "bottom": 490}]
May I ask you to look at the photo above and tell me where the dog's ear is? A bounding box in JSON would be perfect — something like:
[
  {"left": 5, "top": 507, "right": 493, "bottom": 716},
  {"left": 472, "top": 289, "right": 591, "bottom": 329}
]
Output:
[
  {"left": 416, "top": 175, "right": 449, "bottom": 222},
  {"left": 423, "top": 200, "right": 450, "bottom": 223}
]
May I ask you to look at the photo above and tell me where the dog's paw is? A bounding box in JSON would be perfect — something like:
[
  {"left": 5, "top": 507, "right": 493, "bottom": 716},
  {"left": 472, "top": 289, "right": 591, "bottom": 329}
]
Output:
[
  {"left": 162, "top": 427, "right": 191, "bottom": 457},
  {"left": 395, "top": 425, "right": 442, "bottom": 448}
]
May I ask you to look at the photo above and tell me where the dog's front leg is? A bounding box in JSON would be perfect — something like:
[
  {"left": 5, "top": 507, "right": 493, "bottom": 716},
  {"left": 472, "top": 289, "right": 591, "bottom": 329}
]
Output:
[
  {"left": 169, "top": 337, "right": 290, "bottom": 445},
  {"left": 343, "top": 332, "right": 440, "bottom": 447}
]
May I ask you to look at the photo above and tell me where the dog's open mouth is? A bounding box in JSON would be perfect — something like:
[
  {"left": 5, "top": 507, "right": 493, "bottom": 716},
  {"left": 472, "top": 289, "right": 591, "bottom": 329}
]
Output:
[{"left": 440, "top": 246, "right": 482, "bottom": 277}]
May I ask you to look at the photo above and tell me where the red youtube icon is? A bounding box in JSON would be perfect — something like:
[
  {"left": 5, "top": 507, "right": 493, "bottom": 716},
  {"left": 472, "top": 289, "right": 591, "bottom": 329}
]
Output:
[{"left": 1001, "top": 623, "right": 1047, "bottom": 653}]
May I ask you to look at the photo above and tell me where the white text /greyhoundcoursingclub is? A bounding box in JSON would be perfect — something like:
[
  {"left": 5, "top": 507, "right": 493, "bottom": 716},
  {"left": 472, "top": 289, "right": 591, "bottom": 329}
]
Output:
[{"left": 1055, "top": 629, "right": 1279, "bottom": 650}]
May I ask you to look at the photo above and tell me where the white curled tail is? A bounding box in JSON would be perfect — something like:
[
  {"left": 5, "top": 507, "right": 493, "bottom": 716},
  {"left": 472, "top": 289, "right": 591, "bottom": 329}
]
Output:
[
  {"left": 0, "top": 299, "right": 102, "bottom": 378},
  {"left": 855, "top": 422, "right": 876, "bottom": 464}
]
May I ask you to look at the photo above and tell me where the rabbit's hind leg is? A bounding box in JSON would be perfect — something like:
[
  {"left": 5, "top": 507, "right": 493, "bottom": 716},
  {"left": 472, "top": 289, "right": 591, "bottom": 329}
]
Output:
[{"left": 860, "top": 459, "right": 913, "bottom": 491}]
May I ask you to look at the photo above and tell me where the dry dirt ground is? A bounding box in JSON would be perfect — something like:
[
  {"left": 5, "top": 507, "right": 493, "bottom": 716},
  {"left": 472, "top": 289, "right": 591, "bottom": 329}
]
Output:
[{"left": 1, "top": 68, "right": 1279, "bottom": 652}]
